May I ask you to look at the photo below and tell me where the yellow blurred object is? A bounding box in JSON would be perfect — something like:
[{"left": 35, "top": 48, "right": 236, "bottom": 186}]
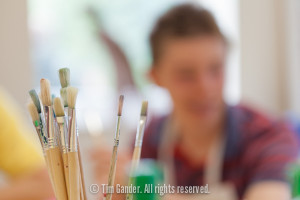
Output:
[{"left": 0, "top": 87, "right": 44, "bottom": 178}]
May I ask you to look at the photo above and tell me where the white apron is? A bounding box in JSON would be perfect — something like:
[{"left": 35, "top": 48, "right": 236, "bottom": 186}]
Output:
[{"left": 158, "top": 116, "right": 238, "bottom": 200}]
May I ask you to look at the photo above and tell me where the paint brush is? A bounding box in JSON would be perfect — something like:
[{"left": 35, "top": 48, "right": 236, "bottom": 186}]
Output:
[
  {"left": 59, "top": 67, "right": 87, "bottom": 200},
  {"left": 60, "top": 88, "right": 68, "bottom": 115},
  {"left": 53, "top": 97, "right": 68, "bottom": 151},
  {"left": 27, "top": 100, "right": 56, "bottom": 195},
  {"left": 28, "top": 89, "right": 55, "bottom": 191},
  {"left": 53, "top": 97, "right": 70, "bottom": 198},
  {"left": 126, "top": 101, "right": 148, "bottom": 200},
  {"left": 27, "top": 101, "right": 46, "bottom": 147},
  {"left": 59, "top": 68, "right": 70, "bottom": 88},
  {"left": 40, "top": 78, "right": 68, "bottom": 200},
  {"left": 59, "top": 68, "right": 70, "bottom": 116},
  {"left": 106, "top": 95, "right": 124, "bottom": 200},
  {"left": 29, "top": 89, "right": 47, "bottom": 146},
  {"left": 67, "top": 86, "right": 81, "bottom": 200}
]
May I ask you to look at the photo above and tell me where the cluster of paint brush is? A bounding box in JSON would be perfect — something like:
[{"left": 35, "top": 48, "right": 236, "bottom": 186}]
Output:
[
  {"left": 27, "top": 68, "right": 149, "bottom": 200},
  {"left": 105, "top": 96, "right": 148, "bottom": 200},
  {"left": 27, "top": 68, "right": 86, "bottom": 200}
]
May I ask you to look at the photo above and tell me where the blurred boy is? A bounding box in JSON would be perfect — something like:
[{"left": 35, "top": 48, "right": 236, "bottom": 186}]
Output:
[{"left": 94, "top": 4, "right": 298, "bottom": 200}]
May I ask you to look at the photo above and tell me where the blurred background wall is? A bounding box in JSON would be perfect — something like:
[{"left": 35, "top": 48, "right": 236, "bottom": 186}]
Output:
[
  {"left": 0, "top": 0, "right": 32, "bottom": 111},
  {"left": 1, "top": 0, "right": 299, "bottom": 117},
  {"left": 240, "top": 0, "right": 300, "bottom": 115}
]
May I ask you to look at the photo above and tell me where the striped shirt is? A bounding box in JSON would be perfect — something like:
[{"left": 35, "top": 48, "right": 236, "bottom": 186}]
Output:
[{"left": 140, "top": 105, "right": 298, "bottom": 199}]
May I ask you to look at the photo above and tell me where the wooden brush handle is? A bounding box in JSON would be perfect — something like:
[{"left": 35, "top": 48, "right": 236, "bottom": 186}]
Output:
[
  {"left": 44, "top": 151, "right": 56, "bottom": 196},
  {"left": 46, "top": 147, "right": 68, "bottom": 200},
  {"left": 106, "top": 146, "right": 118, "bottom": 200},
  {"left": 68, "top": 151, "right": 81, "bottom": 200},
  {"left": 62, "top": 152, "right": 70, "bottom": 198},
  {"left": 78, "top": 143, "right": 87, "bottom": 200},
  {"left": 126, "top": 146, "right": 142, "bottom": 200},
  {"left": 131, "top": 146, "right": 141, "bottom": 174},
  {"left": 80, "top": 175, "right": 83, "bottom": 200}
]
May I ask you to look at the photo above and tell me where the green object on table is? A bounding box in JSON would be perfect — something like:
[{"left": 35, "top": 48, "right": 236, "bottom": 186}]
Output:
[
  {"left": 287, "top": 162, "right": 300, "bottom": 197},
  {"left": 134, "top": 173, "right": 156, "bottom": 200},
  {"left": 131, "top": 159, "right": 163, "bottom": 200}
]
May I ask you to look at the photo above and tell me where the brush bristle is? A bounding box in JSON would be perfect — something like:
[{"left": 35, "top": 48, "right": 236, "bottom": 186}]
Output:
[
  {"left": 67, "top": 86, "right": 78, "bottom": 109},
  {"left": 59, "top": 68, "right": 70, "bottom": 88},
  {"left": 53, "top": 97, "right": 65, "bottom": 117},
  {"left": 118, "top": 95, "right": 124, "bottom": 116},
  {"left": 140, "top": 101, "right": 148, "bottom": 116},
  {"left": 27, "top": 101, "right": 40, "bottom": 123},
  {"left": 29, "top": 89, "right": 41, "bottom": 113},
  {"left": 60, "top": 88, "right": 68, "bottom": 107},
  {"left": 40, "top": 79, "right": 52, "bottom": 106}
]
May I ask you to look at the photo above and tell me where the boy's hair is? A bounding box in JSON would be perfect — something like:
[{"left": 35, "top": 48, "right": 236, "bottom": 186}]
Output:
[{"left": 150, "top": 4, "right": 226, "bottom": 64}]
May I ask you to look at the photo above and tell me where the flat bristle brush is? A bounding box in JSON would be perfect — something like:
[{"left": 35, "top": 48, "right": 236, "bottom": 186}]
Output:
[
  {"left": 59, "top": 68, "right": 70, "bottom": 119},
  {"left": 106, "top": 95, "right": 124, "bottom": 200},
  {"left": 40, "top": 78, "right": 68, "bottom": 200},
  {"left": 59, "top": 68, "right": 70, "bottom": 88},
  {"left": 29, "top": 89, "right": 47, "bottom": 146},
  {"left": 126, "top": 101, "right": 148, "bottom": 200},
  {"left": 27, "top": 101, "right": 45, "bottom": 147},
  {"left": 28, "top": 89, "right": 54, "bottom": 190},
  {"left": 53, "top": 97, "right": 70, "bottom": 198},
  {"left": 60, "top": 88, "right": 68, "bottom": 116},
  {"left": 67, "top": 86, "right": 81, "bottom": 200},
  {"left": 27, "top": 100, "right": 56, "bottom": 194},
  {"left": 59, "top": 67, "right": 87, "bottom": 200}
]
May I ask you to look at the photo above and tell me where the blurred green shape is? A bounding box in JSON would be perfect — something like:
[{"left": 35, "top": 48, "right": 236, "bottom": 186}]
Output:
[
  {"left": 288, "top": 161, "right": 300, "bottom": 197},
  {"left": 132, "top": 159, "right": 163, "bottom": 200}
]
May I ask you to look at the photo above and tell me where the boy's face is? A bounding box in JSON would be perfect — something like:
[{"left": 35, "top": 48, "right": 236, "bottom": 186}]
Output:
[{"left": 151, "top": 36, "right": 226, "bottom": 125}]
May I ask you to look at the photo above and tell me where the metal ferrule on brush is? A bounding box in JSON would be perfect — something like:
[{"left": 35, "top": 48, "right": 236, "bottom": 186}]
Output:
[
  {"left": 68, "top": 108, "right": 77, "bottom": 152},
  {"left": 57, "top": 116, "right": 68, "bottom": 153},
  {"left": 44, "top": 106, "right": 57, "bottom": 148},
  {"left": 134, "top": 116, "right": 147, "bottom": 147}
]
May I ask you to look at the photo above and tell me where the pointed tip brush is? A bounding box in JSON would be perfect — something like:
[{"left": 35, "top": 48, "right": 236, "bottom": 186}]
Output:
[
  {"left": 107, "top": 95, "right": 125, "bottom": 200},
  {"left": 59, "top": 68, "right": 70, "bottom": 88},
  {"left": 118, "top": 95, "right": 124, "bottom": 116}
]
